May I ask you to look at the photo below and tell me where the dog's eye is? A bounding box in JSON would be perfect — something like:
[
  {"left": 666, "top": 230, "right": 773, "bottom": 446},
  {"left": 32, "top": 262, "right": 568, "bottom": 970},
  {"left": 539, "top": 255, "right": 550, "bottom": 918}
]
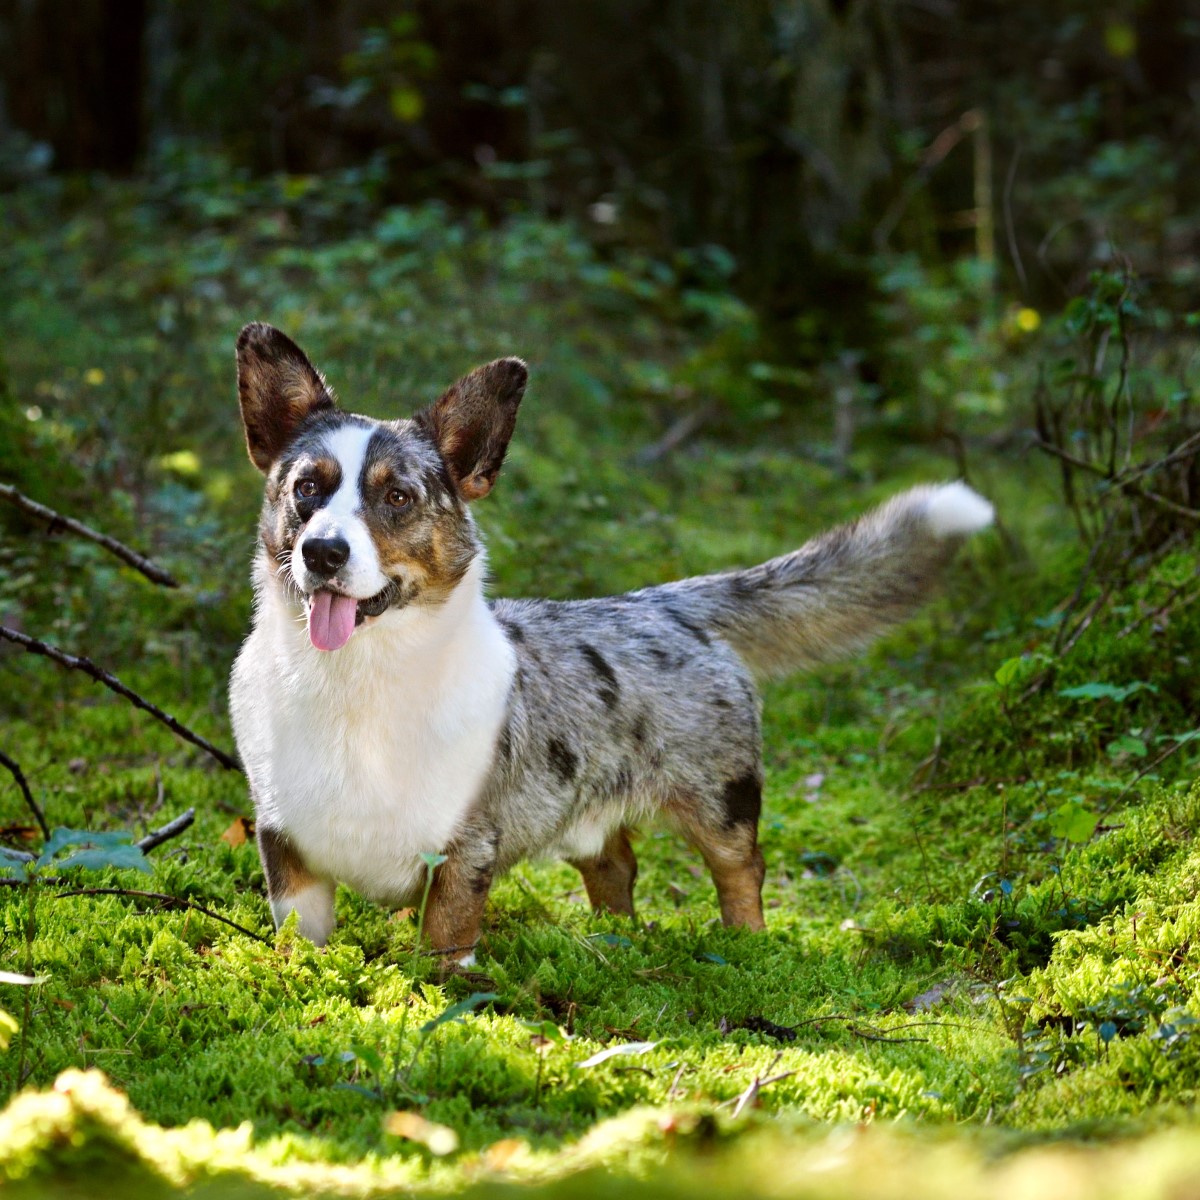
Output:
[
  {"left": 386, "top": 488, "right": 413, "bottom": 510},
  {"left": 295, "top": 479, "right": 319, "bottom": 500}
]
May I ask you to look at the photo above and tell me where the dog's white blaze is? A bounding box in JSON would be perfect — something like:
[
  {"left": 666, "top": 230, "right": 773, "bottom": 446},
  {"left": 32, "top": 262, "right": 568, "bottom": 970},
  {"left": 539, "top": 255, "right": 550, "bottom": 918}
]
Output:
[
  {"left": 295, "top": 423, "right": 390, "bottom": 598},
  {"left": 231, "top": 556, "right": 515, "bottom": 911},
  {"left": 271, "top": 880, "right": 336, "bottom": 946}
]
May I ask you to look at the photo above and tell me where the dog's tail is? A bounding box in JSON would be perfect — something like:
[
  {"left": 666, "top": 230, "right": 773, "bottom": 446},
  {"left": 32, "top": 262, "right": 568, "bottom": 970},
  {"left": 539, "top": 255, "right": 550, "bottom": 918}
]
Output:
[{"left": 648, "top": 482, "right": 994, "bottom": 682}]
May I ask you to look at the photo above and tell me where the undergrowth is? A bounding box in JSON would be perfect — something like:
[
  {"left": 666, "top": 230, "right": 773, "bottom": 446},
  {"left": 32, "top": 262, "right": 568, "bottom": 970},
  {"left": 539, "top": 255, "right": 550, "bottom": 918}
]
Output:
[{"left": 1, "top": 174, "right": 1198, "bottom": 1195}]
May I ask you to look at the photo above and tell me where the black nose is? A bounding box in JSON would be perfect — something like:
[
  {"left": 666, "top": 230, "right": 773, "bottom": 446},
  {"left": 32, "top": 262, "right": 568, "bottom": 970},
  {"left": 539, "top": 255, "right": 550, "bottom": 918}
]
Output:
[{"left": 302, "top": 536, "right": 350, "bottom": 578}]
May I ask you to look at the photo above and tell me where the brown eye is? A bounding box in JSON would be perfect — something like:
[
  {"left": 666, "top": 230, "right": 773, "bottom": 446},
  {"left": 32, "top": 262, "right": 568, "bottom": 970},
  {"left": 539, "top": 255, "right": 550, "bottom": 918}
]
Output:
[
  {"left": 295, "top": 479, "right": 319, "bottom": 499},
  {"left": 387, "top": 488, "right": 413, "bottom": 510}
]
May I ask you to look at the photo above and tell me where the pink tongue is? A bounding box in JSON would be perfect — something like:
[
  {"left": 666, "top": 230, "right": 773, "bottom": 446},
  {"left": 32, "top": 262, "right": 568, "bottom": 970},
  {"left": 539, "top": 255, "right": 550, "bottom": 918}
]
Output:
[{"left": 308, "top": 591, "right": 358, "bottom": 652}]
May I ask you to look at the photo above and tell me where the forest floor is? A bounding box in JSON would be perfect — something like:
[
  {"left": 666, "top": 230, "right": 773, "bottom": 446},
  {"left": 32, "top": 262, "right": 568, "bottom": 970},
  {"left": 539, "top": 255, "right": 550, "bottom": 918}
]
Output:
[{"left": 1, "top": 172, "right": 1199, "bottom": 1197}]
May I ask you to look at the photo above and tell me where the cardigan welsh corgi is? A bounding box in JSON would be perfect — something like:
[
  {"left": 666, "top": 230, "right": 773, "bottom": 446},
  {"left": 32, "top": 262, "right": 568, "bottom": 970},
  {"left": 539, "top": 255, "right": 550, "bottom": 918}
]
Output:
[{"left": 229, "top": 323, "right": 993, "bottom": 965}]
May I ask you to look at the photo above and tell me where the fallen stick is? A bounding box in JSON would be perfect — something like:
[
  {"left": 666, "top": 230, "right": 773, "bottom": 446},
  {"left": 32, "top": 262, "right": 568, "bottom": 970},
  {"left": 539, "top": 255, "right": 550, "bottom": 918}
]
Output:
[
  {"left": 0, "top": 626, "right": 242, "bottom": 772},
  {"left": 0, "top": 483, "right": 178, "bottom": 588},
  {"left": 0, "top": 749, "right": 50, "bottom": 839},
  {"left": 136, "top": 807, "right": 195, "bottom": 852}
]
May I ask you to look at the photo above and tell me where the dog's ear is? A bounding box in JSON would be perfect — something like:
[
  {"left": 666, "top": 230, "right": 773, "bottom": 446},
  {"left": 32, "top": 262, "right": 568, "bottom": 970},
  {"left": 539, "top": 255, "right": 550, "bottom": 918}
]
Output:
[
  {"left": 419, "top": 357, "right": 527, "bottom": 501},
  {"left": 236, "top": 323, "right": 336, "bottom": 472}
]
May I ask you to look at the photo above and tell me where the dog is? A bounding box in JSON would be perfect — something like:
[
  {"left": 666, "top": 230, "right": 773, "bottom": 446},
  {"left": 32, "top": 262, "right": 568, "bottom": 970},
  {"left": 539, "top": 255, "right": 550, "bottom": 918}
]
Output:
[{"left": 229, "top": 322, "right": 993, "bottom": 965}]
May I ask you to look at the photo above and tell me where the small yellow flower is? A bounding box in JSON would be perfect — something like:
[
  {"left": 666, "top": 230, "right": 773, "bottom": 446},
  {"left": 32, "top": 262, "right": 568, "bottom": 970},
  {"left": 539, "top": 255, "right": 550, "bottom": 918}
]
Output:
[
  {"left": 160, "top": 450, "right": 202, "bottom": 476},
  {"left": 1016, "top": 307, "right": 1041, "bottom": 334},
  {"left": 84, "top": 368, "right": 106, "bottom": 386}
]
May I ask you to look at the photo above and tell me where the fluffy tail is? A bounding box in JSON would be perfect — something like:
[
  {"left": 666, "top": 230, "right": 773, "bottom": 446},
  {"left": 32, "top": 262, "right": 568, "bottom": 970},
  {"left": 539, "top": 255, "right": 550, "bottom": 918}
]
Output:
[{"left": 650, "top": 482, "right": 994, "bottom": 682}]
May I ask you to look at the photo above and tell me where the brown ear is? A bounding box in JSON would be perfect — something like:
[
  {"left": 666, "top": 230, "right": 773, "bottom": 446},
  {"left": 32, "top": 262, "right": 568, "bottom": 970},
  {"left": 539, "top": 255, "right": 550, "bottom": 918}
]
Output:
[
  {"left": 236, "top": 323, "right": 335, "bottom": 472},
  {"left": 419, "top": 357, "right": 527, "bottom": 501}
]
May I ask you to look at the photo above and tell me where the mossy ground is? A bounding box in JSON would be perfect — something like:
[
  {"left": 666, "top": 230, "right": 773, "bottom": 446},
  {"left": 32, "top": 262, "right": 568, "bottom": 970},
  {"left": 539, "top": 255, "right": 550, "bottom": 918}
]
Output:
[{"left": 1, "top": 179, "right": 1198, "bottom": 1195}]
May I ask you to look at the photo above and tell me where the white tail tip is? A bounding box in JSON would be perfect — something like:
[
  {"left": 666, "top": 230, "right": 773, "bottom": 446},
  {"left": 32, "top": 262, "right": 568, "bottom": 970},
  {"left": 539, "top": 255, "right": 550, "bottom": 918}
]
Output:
[{"left": 924, "top": 482, "right": 995, "bottom": 538}]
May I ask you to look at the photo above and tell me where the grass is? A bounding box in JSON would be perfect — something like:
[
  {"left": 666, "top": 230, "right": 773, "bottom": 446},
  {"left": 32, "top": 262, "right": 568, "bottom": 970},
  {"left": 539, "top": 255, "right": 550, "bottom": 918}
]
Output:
[{"left": 1, "top": 169, "right": 1199, "bottom": 1195}]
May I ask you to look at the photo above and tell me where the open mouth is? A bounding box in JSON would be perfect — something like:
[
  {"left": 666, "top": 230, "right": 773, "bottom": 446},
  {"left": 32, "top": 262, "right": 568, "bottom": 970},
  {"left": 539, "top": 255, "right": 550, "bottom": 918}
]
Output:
[{"left": 307, "top": 583, "right": 398, "bottom": 652}]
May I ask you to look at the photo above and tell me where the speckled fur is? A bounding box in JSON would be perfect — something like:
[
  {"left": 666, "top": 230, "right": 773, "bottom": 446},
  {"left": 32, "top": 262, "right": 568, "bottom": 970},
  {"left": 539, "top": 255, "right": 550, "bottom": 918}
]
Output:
[{"left": 229, "top": 324, "right": 993, "bottom": 962}]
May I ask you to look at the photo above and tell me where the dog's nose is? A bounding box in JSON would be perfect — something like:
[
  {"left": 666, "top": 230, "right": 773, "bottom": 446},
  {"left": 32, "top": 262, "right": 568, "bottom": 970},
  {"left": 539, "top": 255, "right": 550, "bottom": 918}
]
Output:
[{"left": 302, "top": 536, "right": 351, "bottom": 578}]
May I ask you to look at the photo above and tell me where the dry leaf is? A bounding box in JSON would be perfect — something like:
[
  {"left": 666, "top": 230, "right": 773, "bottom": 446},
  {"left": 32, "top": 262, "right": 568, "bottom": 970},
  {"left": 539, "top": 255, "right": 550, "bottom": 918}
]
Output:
[
  {"left": 385, "top": 1111, "right": 459, "bottom": 1155},
  {"left": 0, "top": 825, "right": 39, "bottom": 843},
  {"left": 481, "top": 1138, "right": 524, "bottom": 1171},
  {"left": 389, "top": 907, "right": 417, "bottom": 922},
  {"left": 221, "top": 816, "right": 255, "bottom": 848}
]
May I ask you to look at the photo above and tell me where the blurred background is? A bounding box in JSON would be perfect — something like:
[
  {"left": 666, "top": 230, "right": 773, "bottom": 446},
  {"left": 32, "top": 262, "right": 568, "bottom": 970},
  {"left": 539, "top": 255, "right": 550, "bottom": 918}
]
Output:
[
  {"left": 4, "top": 1, "right": 1198, "bottom": 305},
  {"left": 0, "top": 0, "right": 1198, "bottom": 717},
  {"left": 3, "top": 5, "right": 1200, "bottom": 1149}
]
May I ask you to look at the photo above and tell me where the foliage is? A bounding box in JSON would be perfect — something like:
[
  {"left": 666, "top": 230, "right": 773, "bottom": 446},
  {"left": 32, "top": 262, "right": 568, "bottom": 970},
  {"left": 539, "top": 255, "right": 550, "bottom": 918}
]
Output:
[{"left": 1, "top": 149, "right": 1199, "bottom": 1195}]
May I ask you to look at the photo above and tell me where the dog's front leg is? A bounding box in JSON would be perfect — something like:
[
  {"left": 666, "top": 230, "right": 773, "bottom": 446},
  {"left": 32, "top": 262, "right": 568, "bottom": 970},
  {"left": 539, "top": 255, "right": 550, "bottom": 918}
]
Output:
[
  {"left": 423, "top": 821, "right": 499, "bottom": 970},
  {"left": 258, "top": 826, "right": 336, "bottom": 945}
]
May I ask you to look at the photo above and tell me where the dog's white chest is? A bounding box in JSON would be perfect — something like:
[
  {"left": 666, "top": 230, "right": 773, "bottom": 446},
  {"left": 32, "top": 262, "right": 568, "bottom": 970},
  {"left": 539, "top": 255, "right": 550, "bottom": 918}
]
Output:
[{"left": 231, "top": 576, "right": 514, "bottom": 905}]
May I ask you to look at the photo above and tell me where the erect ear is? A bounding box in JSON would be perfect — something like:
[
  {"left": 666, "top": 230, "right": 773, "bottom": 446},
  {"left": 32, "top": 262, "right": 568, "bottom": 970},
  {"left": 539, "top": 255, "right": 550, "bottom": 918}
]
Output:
[
  {"left": 235, "top": 323, "right": 336, "bottom": 472},
  {"left": 418, "top": 357, "right": 527, "bottom": 501}
]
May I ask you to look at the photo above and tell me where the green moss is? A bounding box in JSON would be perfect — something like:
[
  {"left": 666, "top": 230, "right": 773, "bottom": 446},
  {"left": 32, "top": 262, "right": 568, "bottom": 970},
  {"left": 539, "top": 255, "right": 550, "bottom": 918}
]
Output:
[{"left": 2, "top": 182, "right": 1198, "bottom": 1191}]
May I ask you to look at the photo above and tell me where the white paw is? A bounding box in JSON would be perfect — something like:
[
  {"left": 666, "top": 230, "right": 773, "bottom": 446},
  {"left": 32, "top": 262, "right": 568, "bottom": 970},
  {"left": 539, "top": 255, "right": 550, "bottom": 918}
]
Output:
[
  {"left": 456, "top": 951, "right": 477, "bottom": 968},
  {"left": 271, "top": 882, "right": 336, "bottom": 945}
]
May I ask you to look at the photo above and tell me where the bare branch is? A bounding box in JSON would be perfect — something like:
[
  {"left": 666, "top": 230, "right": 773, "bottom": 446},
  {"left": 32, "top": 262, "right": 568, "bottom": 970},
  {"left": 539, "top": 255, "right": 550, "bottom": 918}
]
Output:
[
  {"left": 1032, "top": 439, "right": 1200, "bottom": 522},
  {"left": 136, "top": 807, "right": 196, "bottom": 852},
  {"left": 0, "top": 749, "right": 50, "bottom": 840},
  {"left": 0, "top": 626, "right": 242, "bottom": 772},
  {"left": 0, "top": 483, "right": 178, "bottom": 588}
]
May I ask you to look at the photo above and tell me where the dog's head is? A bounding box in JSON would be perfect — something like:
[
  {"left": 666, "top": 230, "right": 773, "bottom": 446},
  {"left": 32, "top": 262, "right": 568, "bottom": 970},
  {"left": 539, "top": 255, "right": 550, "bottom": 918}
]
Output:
[{"left": 235, "top": 322, "right": 526, "bottom": 651}]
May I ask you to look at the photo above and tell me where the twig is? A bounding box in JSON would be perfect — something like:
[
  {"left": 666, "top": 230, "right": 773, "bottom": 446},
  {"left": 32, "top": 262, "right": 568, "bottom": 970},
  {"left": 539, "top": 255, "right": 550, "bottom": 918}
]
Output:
[
  {"left": 53, "top": 887, "right": 270, "bottom": 944},
  {"left": 636, "top": 402, "right": 717, "bottom": 466},
  {"left": 846, "top": 1026, "right": 929, "bottom": 1044},
  {"left": 665, "top": 1060, "right": 689, "bottom": 1100},
  {"left": 1103, "top": 734, "right": 1198, "bottom": 815},
  {"left": 0, "top": 483, "right": 178, "bottom": 588},
  {"left": 0, "top": 750, "right": 50, "bottom": 840},
  {"left": 721, "top": 1052, "right": 797, "bottom": 1118},
  {"left": 135, "top": 808, "right": 195, "bottom": 852},
  {"left": 1117, "top": 565, "right": 1200, "bottom": 640},
  {"left": 1002, "top": 144, "right": 1026, "bottom": 291},
  {"left": 0, "top": 626, "right": 242, "bottom": 772},
  {"left": 1032, "top": 440, "right": 1200, "bottom": 522}
]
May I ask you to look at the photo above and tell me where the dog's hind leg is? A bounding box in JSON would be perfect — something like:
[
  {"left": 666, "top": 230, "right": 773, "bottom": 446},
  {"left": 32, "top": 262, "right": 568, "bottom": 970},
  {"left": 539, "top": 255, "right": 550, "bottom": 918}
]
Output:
[
  {"left": 569, "top": 826, "right": 638, "bottom": 917},
  {"left": 258, "top": 825, "right": 337, "bottom": 945},
  {"left": 671, "top": 780, "right": 767, "bottom": 931}
]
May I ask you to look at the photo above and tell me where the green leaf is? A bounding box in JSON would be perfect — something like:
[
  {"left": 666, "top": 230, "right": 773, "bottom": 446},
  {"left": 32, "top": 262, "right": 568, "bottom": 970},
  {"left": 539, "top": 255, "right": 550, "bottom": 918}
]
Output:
[
  {"left": 1049, "top": 802, "right": 1099, "bottom": 843},
  {"left": 54, "top": 845, "right": 151, "bottom": 874},
  {"left": 38, "top": 827, "right": 138, "bottom": 868},
  {"left": 418, "top": 852, "right": 448, "bottom": 870},
  {"left": 520, "top": 1019, "right": 566, "bottom": 1043},
  {"left": 1059, "top": 681, "right": 1157, "bottom": 702},
  {"left": 994, "top": 657, "right": 1029, "bottom": 689},
  {"left": 1106, "top": 735, "right": 1147, "bottom": 759},
  {"left": 420, "top": 992, "right": 498, "bottom": 1034},
  {"left": 587, "top": 933, "right": 632, "bottom": 948},
  {"left": 348, "top": 1042, "right": 385, "bottom": 1076},
  {"left": 389, "top": 87, "right": 424, "bottom": 123}
]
